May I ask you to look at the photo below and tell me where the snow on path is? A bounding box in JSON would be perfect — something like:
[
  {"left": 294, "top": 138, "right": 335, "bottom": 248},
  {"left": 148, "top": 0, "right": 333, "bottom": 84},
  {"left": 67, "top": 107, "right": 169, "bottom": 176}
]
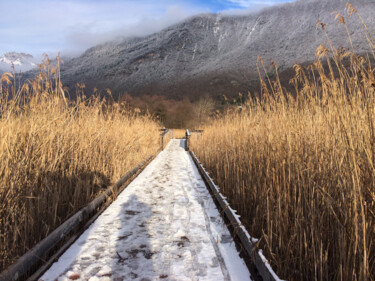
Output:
[{"left": 41, "top": 139, "right": 252, "bottom": 281}]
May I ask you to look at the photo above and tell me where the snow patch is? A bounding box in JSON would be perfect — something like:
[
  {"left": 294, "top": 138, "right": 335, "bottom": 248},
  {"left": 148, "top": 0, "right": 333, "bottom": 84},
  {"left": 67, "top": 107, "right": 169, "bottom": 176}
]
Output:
[{"left": 40, "top": 140, "right": 252, "bottom": 281}]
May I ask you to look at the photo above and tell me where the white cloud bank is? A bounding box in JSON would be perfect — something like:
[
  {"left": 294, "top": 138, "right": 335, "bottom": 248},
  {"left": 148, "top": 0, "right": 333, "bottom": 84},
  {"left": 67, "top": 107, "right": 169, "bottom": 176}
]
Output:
[
  {"left": 0, "top": 0, "right": 293, "bottom": 59},
  {"left": 65, "top": 5, "right": 199, "bottom": 53},
  {"left": 0, "top": 0, "right": 206, "bottom": 58}
]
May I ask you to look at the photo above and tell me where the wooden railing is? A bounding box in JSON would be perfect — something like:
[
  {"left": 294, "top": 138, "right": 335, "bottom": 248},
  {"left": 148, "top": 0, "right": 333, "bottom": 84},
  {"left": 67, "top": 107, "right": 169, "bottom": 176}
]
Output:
[
  {"left": 0, "top": 130, "right": 283, "bottom": 281},
  {"left": 0, "top": 130, "right": 169, "bottom": 281},
  {"left": 160, "top": 128, "right": 172, "bottom": 150},
  {"left": 185, "top": 129, "right": 204, "bottom": 151},
  {"left": 186, "top": 129, "right": 282, "bottom": 281}
]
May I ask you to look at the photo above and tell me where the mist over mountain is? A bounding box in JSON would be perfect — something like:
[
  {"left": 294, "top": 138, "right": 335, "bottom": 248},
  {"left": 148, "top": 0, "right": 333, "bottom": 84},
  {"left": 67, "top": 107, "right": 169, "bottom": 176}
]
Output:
[
  {"left": 0, "top": 52, "right": 38, "bottom": 72},
  {"left": 53, "top": 0, "right": 375, "bottom": 99}
]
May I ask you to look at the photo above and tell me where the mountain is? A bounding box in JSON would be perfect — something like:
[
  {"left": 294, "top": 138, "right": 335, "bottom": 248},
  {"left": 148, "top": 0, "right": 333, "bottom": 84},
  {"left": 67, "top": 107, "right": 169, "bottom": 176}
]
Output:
[
  {"left": 0, "top": 52, "right": 37, "bottom": 72},
  {"left": 56, "top": 0, "right": 375, "bottom": 99}
]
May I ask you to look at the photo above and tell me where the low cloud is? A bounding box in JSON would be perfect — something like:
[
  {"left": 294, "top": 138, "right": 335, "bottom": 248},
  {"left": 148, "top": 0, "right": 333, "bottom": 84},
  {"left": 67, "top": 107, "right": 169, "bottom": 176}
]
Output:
[
  {"left": 65, "top": 5, "right": 199, "bottom": 53},
  {"left": 227, "top": 0, "right": 292, "bottom": 7},
  {"left": 0, "top": 0, "right": 294, "bottom": 59},
  {"left": 0, "top": 0, "right": 205, "bottom": 58}
]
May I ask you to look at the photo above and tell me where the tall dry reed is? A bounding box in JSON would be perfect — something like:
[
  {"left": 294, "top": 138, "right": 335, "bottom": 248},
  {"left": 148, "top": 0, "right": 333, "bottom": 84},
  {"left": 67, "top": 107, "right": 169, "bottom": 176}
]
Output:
[
  {"left": 192, "top": 7, "right": 375, "bottom": 281},
  {"left": 0, "top": 56, "right": 160, "bottom": 271},
  {"left": 171, "top": 129, "right": 188, "bottom": 139}
]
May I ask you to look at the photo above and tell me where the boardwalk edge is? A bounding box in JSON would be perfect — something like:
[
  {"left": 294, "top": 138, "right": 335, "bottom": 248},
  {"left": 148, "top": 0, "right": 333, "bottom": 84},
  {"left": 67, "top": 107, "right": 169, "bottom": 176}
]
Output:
[
  {"left": 189, "top": 150, "right": 285, "bottom": 281},
  {"left": 0, "top": 149, "right": 161, "bottom": 281}
]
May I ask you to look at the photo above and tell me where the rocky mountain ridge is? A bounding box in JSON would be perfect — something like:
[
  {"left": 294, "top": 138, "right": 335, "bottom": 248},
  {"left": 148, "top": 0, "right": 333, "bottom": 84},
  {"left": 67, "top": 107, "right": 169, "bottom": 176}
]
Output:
[
  {"left": 39, "top": 0, "right": 375, "bottom": 99},
  {"left": 0, "top": 52, "right": 37, "bottom": 72}
]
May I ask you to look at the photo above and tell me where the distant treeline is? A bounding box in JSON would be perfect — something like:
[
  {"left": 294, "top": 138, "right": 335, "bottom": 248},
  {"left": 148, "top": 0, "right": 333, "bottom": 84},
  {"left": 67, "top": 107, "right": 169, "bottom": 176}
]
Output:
[{"left": 119, "top": 93, "right": 241, "bottom": 129}]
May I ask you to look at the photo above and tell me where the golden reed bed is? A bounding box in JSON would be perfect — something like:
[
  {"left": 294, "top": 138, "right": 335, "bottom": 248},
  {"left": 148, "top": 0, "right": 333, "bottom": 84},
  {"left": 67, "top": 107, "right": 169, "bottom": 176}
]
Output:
[
  {"left": 192, "top": 6, "right": 375, "bottom": 281},
  {"left": 0, "top": 57, "right": 160, "bottom": 270}
]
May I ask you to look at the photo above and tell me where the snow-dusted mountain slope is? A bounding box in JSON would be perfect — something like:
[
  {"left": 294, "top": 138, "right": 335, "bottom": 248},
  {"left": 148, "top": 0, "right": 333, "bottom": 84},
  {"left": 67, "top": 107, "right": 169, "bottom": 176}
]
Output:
[
  {"left": 0, "top": 52, "right": 37, "bottom": 72},
  {"left": 57, "top": 0, "right": 375, "bottom": 98}
]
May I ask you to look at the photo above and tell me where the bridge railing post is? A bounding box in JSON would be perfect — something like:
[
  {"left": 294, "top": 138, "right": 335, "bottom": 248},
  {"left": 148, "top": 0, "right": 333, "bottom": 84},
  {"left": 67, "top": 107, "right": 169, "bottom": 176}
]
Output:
[
  {"left": 160, "top": 129, "right": 170, "bottom": 151},
  {"left": 185, "top": 129, "right": 191, "bottom": 151}
]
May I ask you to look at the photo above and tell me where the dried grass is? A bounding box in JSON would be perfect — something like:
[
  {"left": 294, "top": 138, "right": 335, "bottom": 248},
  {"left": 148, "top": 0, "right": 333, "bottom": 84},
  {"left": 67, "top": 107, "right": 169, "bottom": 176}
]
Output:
[
  {"left": 192, "top": 8, "right": 375, "bottom": 281},
  {"left": 0, "top": 56, "right": 160, "bottom": 270},
  {"left": 172, "top": 129, "right": 187, "bottom": 139}
]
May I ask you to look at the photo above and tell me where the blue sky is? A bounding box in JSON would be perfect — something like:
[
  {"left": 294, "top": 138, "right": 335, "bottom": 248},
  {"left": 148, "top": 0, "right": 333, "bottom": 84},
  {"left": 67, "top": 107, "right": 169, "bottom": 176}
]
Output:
[{"left": 0, "top": 0, "right": 294, "bottom": 59}]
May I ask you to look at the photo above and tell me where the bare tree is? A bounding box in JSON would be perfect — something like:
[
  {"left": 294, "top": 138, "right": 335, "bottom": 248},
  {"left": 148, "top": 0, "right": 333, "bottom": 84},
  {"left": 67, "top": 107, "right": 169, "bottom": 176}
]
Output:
[{"left": 195, "top": 97, "right": 215, "bottom": 126}]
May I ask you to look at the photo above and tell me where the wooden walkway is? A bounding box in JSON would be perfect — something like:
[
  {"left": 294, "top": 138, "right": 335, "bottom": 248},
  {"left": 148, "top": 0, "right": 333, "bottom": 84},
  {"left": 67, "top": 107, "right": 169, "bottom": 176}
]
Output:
[{"left": 40, "top": 139, "right": 252, "bottom": 281}]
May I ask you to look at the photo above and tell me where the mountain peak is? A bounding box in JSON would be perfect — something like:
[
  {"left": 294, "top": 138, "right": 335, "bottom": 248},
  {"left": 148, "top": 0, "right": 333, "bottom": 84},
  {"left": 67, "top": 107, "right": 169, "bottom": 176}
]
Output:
[
  {"left": 25, "top": 0, "right": 375, "bottom": 99},
  {"left": 0, "top": 52, "right": 37, "bottom": 72}
]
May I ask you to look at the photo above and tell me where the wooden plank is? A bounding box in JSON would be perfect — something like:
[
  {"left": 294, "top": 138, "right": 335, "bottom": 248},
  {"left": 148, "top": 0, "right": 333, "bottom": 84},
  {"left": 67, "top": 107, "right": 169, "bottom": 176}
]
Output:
[
  {"left": 26, "top": 205, "right": 106, "bottom": 281},
  {"left": 0, "top": 151, "right": 159, "bottom": 281},
  {"left": 189, "top": 150, "right": 282, "bottom": 281}
]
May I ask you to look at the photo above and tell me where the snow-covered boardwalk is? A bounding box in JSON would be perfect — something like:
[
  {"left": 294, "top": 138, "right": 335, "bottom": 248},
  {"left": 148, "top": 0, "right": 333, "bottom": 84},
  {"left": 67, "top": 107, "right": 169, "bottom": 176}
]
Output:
[{"left": 41, "top": 139, "right": 251, "bottom": 281}]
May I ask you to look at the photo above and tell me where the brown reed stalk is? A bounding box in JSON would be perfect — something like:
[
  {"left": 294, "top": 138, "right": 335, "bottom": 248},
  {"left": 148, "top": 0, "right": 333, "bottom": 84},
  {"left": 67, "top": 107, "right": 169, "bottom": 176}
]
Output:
[
  {"left": 0, "top": 56, "right": 160, "bottom": 271},
  {"left": 192, "top": 8, "right": 375, "bottom": 281}
]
